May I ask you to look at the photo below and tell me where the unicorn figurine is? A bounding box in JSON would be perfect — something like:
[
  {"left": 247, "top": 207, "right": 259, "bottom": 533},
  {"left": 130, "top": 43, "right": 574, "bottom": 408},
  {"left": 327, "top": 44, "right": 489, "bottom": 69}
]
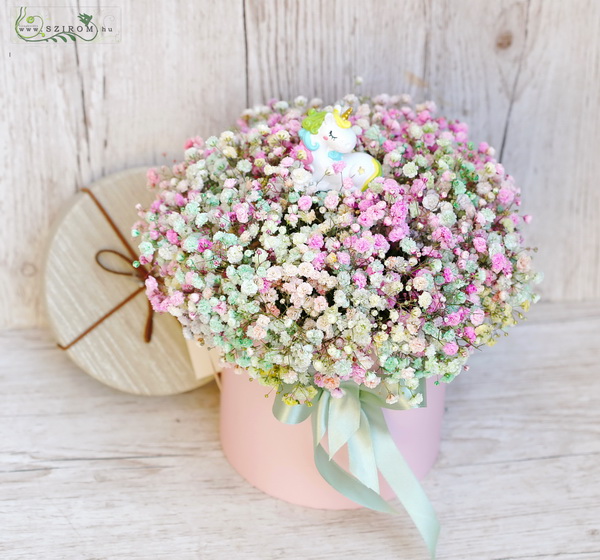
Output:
[{"left": 299, "top": 106, "right": 381, "bottom": 192}]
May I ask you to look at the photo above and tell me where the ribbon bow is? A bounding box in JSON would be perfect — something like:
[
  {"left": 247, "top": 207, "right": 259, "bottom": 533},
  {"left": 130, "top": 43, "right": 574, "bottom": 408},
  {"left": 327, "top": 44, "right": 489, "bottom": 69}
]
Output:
[
  {"left": 273, "top": 381, "right": 440, "bottom": 558},
  {"left": 57, "top": 188, "right": 154, "bottom": 350}
]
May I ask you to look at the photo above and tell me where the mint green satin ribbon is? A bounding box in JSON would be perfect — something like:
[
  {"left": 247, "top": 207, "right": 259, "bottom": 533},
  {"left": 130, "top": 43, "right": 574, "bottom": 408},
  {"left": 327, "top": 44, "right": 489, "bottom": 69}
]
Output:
[{"left": 273, "top": 381, "right": 439, "bottom": 559}]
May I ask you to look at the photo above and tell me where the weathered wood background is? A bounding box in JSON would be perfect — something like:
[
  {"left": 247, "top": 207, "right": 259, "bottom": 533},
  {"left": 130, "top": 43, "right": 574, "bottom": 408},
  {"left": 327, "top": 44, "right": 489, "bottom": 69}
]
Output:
[{"left": 2, "top": 0, "right": 599, "bottom": 329}]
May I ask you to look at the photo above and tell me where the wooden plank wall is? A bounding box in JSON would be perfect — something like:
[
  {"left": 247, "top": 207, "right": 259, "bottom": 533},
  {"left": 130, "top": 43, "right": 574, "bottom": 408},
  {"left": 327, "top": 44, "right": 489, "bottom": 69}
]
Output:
[{"left": 2, "top": 0, "right": 599, "bottom": 329}]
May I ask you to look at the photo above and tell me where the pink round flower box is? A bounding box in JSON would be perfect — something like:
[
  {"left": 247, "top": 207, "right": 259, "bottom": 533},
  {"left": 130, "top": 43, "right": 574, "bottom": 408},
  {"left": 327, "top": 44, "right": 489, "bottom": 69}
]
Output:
[{"left": 218, "top": 365, "right": 446, "bottom": 509}]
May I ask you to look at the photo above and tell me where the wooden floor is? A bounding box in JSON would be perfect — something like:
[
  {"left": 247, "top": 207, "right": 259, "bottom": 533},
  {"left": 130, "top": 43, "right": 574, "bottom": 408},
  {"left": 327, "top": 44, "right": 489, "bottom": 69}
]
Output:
[{"left": 1, "top": 302, "right": 599, "bottom": 559}]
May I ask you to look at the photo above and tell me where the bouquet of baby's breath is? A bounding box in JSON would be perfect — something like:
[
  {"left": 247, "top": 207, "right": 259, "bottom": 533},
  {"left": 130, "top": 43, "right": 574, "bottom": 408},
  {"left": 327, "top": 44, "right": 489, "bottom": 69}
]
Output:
[{"left": 135, "top": 93, "right": 540, "bottom": 408}]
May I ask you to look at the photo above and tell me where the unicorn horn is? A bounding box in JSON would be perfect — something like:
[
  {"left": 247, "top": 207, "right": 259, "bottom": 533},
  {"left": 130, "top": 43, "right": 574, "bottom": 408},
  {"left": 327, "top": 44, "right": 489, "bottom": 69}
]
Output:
[{"left": 342, "top": 108, "right": 353, "bottom": 120}]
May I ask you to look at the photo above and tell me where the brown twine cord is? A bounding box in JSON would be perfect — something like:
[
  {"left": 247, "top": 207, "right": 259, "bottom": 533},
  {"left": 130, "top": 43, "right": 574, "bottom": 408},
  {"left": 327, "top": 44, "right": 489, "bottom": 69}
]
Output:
[
  {"left": 82, "top": 187, "right": 139, "bottom": 261},
  {"left": 214, "top": 370, "right": 222, "bottom": 391},
  {"left": 57, "top": 188, "right": 154, "bottom": 350}
]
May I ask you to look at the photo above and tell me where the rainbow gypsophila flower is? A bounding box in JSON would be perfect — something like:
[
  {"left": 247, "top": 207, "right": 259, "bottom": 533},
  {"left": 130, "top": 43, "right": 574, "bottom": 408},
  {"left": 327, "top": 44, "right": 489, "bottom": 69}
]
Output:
[{"left": 135, "top": 94, "right": 541, "bottom": 406}]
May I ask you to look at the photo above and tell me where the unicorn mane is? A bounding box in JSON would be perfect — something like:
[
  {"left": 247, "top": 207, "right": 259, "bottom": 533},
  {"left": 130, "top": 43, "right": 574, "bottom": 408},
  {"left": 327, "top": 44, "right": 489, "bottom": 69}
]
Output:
[{"left": 302, "top": 109, "right": 327, "bottom": 134}]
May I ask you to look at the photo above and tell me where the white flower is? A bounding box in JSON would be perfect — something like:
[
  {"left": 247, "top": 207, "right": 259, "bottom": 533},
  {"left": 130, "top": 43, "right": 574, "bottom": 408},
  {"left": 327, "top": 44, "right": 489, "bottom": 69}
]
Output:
[
  {"left": 419, "top": 292, "right": 433, "bottom": 309},
  {"left": 405, "top": 378, "right": 419, "bottom": 391},
  {"left": 265, "top": 266, "right": 283, "bottom": 281},
  {"left": 413, "top": 276, "right": 428, "bottom": 291},
  {"left": 158, "top": 245, "right": 177, "bottom": 260},
  {"left": 184, "top": 147, "right": 198, "bottom": 161},
  {"left": 418, "top": 291, "right": 433, "bottom": 309},
  {"left": 368, "top": 294, "right": 382, "bottom": 308},
  {"left": 409, "top": 124, "right": 423, "bottom": 139},
  {"left": 297, "top": 282, "right": 313, "bottom": 297},
  {"left": 400, "top": 367, "right": 415, "bottom": 379},
  {"left": 363, "top": 372, "right": 381, "bottom": 388},
  {"left": 440, "top": 210, "right": 457, "bottom": 227},
  {"left": 227, "top": 246, "right": 243, "bottom": 263},
  {"left": 386, "top": 393, "right": 399, "bottom": 405},
  {"left": 316, "top": 315, "right": 330, "bottom": 331},
  {"left": 255, "top": 315, "right": 270, "bottom": 327},
  {"left": 222, "top": 146, "right": 237, "bottom": 159},
  {"left": 292, "top": 232, "right": 308, "bottom": 245},
  {"left": 387, "top": 151, "right": 402, "bottom": 164},
  {"left": 247, "top": 324, "right": 267, "bottom": 340},
  {"left": 294, "top": 95, "right": 308, "bottom": 107},
  {"left": 402, "top": 161, "right": 418, "bottom": 178},
  {"left": 422, "top": 191, "right": 439, "bottom": 211},
  {"left": 334, "top": 290, "right": 349, "bottom": 307},
  {"left": 286, "top": 307, "right": 301, "bottom": 321},
  {"left": 408, "top": 393, "right": 424, "bottom": 407},
  {"left": 408, "top": 337, "right": 426, "bottom": 353},
  {"left": 390, "top": 325, "right": 406, "bottom": 343},
  {"left": 281, "top": 370, "right": 298, "bottom": 384},
  {"left": 483, "top": 162, "right": 497, "bottom": 176},
  {"left": 298, "top": 261, "right": 316, "bottom": 278},
  {"left": 240, "top": 279, "right": 258, "bottom": 296},
  {"left": 236, "top": 159, "right": 252, "bottom": 173},
  {"left": 291, "top": 168, "right": 313, "bottom": 187},
  {"left": 517, "top": 253, "right": 532, "bottom": 273},
  {"left": 282, "top": 263, "right": 298, "bottom": 277}
]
